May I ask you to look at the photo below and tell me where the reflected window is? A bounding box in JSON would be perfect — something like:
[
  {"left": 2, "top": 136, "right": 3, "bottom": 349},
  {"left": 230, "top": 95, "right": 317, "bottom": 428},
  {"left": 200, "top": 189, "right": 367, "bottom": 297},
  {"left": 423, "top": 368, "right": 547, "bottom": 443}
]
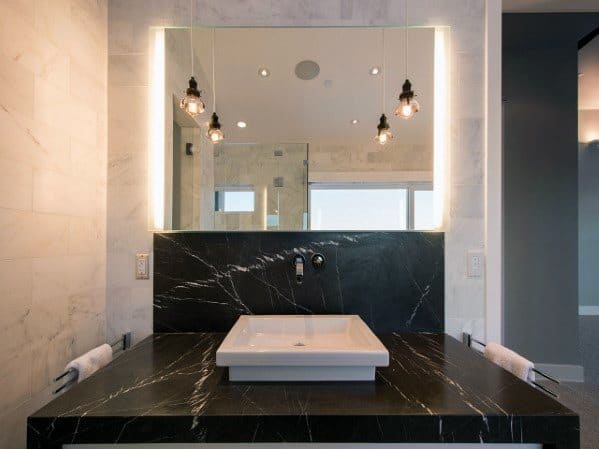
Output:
[
  {"left": 215, "top": 186, "right": 255, "bottom": 212},
  {"left": 413, "top": 189, "right": 434, "bottom": 230},
  {"left": 309, "top": 182, "right": 433, "bottom": 230}
]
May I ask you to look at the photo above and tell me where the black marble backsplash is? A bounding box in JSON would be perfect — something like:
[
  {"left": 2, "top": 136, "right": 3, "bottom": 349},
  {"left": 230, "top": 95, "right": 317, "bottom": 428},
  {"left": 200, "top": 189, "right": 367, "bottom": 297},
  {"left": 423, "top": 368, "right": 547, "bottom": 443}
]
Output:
[{"left": 153, "top": 231, "right": 444, "bottom": 333}]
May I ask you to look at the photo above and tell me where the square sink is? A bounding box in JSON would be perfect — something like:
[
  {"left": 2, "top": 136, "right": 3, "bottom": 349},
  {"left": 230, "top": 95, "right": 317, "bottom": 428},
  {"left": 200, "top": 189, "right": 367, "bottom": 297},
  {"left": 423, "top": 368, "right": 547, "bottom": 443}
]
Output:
[{"left": 216, "top": 315, "right": 389, "bottom": 381}]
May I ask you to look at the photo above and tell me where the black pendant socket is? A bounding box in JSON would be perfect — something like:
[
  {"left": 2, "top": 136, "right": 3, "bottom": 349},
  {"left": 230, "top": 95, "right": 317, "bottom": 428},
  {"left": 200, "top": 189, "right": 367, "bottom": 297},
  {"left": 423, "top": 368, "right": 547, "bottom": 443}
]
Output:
[
  {"left": 209, "top": 112, "right": 221, "bottom": 130},
  {"left": 186, "top": 76, "right": 201, "bottom": 97},
  {"left": 377, "top": 113, "right": 390, "bottom": 132},
  {"left": 399, "top": 79, "right": 415, "bottom": 102}
]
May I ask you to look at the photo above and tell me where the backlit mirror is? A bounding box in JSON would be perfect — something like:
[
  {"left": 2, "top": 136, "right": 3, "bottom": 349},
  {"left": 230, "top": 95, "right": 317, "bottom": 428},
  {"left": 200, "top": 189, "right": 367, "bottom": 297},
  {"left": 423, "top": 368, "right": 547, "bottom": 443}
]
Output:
[{"left": 157, "top": 27, "right": 447, "bottom": 231}]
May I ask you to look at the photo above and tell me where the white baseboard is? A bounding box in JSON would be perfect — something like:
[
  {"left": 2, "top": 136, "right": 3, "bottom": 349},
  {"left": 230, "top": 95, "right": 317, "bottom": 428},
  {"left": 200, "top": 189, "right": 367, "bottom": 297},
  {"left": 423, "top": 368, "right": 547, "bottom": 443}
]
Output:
[
  {"left": 579, "top": 305, "right": 599, "bottom": 316},
  {"left": 535, "top": 363, "right": 585, "bottom": 383}
]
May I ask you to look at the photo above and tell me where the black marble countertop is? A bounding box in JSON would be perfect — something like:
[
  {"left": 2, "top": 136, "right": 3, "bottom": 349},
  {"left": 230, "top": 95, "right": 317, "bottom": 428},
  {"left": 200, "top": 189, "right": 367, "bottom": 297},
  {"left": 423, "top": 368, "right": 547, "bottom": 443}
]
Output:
[{"left": 28, "top": 333, "right": 579, "bottom": 448}]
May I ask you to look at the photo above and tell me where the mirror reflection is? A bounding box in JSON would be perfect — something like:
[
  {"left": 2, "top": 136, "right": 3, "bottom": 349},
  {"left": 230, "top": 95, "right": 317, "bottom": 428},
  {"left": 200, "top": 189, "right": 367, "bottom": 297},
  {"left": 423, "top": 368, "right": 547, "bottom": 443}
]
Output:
[{"left": 165, "top": 27, "right": 438, "bottom": 231}]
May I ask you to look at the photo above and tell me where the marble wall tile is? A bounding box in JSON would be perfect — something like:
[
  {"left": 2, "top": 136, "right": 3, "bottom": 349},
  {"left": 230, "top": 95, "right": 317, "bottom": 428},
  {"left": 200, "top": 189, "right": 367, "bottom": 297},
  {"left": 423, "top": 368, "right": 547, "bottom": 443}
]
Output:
[
  {"left": 33, "top": 169, "right": 97, "bottom": 217},
  {"left": 107, "top": 19, "right": 150, "bottom": 54},
  {"left": 0, "top": 158, "right": 33, "bottom": 211},
  {"left": 0, "top": 350, "right": 32, "bottom": 411},
  {"left": 0, "top": 55, "right": 35, "bottom": 118},
  {"left": 35, "top": 0, "right": 72, "bottom": 49},
  {"left": 67, "top": 216, "right": 105, "bottom": 255},
  {"left": 0, "top": 18, "right": 69, "bottom": 92},
  {"left": 0, "top": 1, "right": 108, "bottom": 448},
  {"left": 450, "top": 185, "right": 484, "bottom": 219},
  {"left": 0, "top": 259, "right": 32, "bottom": 367},
  {"left": 0, "top": 210, "right": 70, "bottom": 259},
  {"left": 70, "top": 138, "right": 105, "bottom": 185},
  {"left": 0, "top": 108, "right": 71, "bottom": 173},
  {"left": 70, "top": 60, "right": 107, "bottom": 106},
  {"left": 452, "top": 118, "right": 484, "bottom": 185},
  {"left": 108, "top": 85, "right": 148, "bottom": 149},
  {"left": 108, "top": 54, "right": 149, "bottom": 87}
]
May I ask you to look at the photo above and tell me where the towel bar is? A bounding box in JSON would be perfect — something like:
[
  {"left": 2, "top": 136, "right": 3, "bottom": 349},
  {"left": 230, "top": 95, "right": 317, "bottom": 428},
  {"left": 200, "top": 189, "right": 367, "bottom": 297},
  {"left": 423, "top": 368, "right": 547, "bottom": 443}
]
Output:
[
  {"left": 462, "top": 332, "right": 559, "bottom": 398},
  {"left": 53, "top": 332, "right": 132, "bottom": 394}
]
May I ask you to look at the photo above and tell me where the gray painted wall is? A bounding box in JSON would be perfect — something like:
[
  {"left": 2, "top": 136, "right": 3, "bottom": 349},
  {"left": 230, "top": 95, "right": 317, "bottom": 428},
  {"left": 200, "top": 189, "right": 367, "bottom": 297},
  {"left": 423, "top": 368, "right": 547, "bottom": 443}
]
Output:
[
  {"left": 579, "top": 140, "right": 599, "bottom": 308},
  {"left": 578, "top": 34, "right": 599, "bottom": 311},
  {"left": 503, "top": 13, "right": 599, "bottom": 365}
]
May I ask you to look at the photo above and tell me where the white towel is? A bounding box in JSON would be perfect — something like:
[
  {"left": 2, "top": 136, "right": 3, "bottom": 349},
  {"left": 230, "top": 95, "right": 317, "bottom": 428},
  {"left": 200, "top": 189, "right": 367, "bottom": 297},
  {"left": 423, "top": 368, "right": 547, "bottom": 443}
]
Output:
[
  {"left": 484, "top": 342, "right": 534, "bottom": 381},
  {"left": 65, "top": 343, "right": 113, "bottom": 383}
]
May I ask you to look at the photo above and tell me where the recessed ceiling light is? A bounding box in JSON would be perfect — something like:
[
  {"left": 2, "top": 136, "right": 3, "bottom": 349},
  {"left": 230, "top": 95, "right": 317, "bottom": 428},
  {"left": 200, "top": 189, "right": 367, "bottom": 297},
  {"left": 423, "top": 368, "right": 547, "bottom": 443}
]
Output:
[
  {"left": 370, "top": 66, "right": 381, "bottom": 75},
  {"left": 258, "top": 67, "right": 270, "bottom": 77},
  {"left": 351, "top": 119, "right": 359, "bottom": 124},
  {"left": 236, "top": 121, "right": 247, "bottom": 128}
]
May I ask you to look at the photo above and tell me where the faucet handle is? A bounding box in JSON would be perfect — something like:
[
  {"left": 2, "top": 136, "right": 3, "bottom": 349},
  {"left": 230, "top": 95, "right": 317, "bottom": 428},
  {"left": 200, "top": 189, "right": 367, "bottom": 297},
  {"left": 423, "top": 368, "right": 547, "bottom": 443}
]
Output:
[{"left": 311, "top": 253, "right": 325, "bottom": 269}]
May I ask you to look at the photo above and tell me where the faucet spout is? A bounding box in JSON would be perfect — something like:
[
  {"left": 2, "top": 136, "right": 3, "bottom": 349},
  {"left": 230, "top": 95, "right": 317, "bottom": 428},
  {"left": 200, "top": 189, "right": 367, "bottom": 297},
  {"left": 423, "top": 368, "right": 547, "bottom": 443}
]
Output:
[{"left": 293, "top": 254, "right": 305, "bottom": 284}]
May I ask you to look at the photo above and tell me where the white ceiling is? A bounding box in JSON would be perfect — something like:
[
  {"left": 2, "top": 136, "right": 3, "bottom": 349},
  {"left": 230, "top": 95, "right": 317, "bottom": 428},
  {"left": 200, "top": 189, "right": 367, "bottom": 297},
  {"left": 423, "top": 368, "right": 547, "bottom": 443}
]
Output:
[
  {"left": 503, "top": 0, "right": 599, "bottom": 12},
  {"left": 169, "top": 27, "right": 435, "bottom": 147}
]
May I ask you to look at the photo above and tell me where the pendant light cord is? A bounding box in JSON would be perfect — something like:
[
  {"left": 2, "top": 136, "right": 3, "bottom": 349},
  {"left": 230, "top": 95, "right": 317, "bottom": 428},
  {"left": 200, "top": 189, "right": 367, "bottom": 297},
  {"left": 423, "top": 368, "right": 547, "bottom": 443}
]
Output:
[
  {"left": 212, "top": 28, "right": 216, "bottom": 111},
  {"left": 382, "top": 29, "right": 386, "bottom": 113},
  {"left": 405, "top": 0, "right": 408, "bottom": 79},
  {"left": 190, "top": 0, "right": 194, "bottom": 76}
]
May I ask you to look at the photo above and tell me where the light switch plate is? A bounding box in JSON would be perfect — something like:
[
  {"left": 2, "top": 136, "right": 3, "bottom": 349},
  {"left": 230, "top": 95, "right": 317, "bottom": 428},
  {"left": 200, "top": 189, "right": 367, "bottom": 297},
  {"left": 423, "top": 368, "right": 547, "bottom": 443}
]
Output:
[
  {"left": 467, "top": 251, "right": 484, "bottom": 278},
  {"left": 136, "top": 253, "right": 150, "bottom": 279}
]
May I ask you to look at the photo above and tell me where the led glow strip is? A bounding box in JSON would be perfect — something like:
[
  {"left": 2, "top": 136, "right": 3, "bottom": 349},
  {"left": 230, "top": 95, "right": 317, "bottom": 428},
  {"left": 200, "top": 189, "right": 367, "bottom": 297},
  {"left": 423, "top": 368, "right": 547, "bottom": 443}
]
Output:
[
  {"left": 433, "top": 27, "right": 449, "bottom": 229},
  {"left": 149, "top": 28, "right": 165, "bottom": 230}
]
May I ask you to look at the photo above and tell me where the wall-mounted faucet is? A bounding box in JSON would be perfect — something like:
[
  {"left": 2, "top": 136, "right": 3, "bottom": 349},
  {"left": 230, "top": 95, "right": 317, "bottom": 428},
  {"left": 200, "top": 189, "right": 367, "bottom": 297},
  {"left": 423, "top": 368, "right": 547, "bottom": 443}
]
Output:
[{"left": 293, "top": 254, "right": 305, "bottom": 284}]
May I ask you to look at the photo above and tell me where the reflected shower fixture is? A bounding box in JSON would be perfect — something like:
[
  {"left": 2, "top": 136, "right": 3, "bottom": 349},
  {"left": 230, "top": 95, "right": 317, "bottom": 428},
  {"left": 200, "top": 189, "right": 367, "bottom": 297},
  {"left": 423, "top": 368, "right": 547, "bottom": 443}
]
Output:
[
  {"left": 180, "top": 0, "right": 205, "bottom": 117},
  {"left": 395, "top": 79, "right": 420, "bottom": 119},
  {"left": 207, "top": 112, "right": 223, "bottom": 143},
  {"left": 394, "top": 0, "right": 420, "bottom": 120},
  {"left": 180, "top": 77, "right": 205, "bottom": 116},
  {"left": 374, "top": 114, "right": 393, "bottom": 145},
  {"left": 373, "top": 30, "right": 393, "bottom": 145}
]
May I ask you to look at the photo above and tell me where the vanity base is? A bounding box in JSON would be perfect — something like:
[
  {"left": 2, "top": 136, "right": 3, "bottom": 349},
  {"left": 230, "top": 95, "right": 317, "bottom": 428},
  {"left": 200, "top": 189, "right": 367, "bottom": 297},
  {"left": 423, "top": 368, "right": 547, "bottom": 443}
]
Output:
[{"left": 229, "top": 365, "right": 375, "bottom": 382}]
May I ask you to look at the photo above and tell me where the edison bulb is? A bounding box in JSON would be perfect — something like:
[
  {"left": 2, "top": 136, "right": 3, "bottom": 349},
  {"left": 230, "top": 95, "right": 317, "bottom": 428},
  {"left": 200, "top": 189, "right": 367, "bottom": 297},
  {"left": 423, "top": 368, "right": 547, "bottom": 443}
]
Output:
[
  {"left": 180, "top": 95, "right": 205, "bottom": 117},
  {"left": 374, "top": 129, "right": 392, "bottom": 145},
  {"left": 395, "top": 97, "right": 420, "bottom": 120},
  {"left": 208, "top": 128, "right": 223, "bottom": 143}
]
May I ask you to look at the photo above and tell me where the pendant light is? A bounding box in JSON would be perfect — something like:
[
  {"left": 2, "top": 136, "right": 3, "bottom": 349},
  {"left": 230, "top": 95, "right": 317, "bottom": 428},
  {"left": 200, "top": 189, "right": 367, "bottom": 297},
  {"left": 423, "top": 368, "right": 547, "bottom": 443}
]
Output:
[
  {"left": 180, "top": 0, "right": 205, "bottom": 117},
  {"left": 394, "top": 0, "right": 420, "bottom": 119},
  {"left": 375, "top": 114, "right": 392, "bottom": 145},
  {"left": 374, "top": 29, "right": 393, "bottom": 145},
  {"left": 207, "top": 28, "right": 223, "bottom": 143}
]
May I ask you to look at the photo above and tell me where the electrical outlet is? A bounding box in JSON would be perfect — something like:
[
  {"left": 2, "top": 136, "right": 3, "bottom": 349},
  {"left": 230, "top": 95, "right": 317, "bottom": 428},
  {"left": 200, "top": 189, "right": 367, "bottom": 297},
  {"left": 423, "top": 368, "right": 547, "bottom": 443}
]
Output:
[
  {"left": 467, "top": 251, "right": 483, "bottom": 278},
  {"left": 136, "top": 253, "right": 150, "bottom": 279}
]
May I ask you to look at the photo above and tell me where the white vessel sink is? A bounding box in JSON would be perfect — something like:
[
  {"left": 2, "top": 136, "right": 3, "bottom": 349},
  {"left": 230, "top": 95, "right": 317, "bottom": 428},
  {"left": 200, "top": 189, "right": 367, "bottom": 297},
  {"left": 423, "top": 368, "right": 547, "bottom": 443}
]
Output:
[{"left": 216, "top": 315, "right": 389, "bottom": 381}]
